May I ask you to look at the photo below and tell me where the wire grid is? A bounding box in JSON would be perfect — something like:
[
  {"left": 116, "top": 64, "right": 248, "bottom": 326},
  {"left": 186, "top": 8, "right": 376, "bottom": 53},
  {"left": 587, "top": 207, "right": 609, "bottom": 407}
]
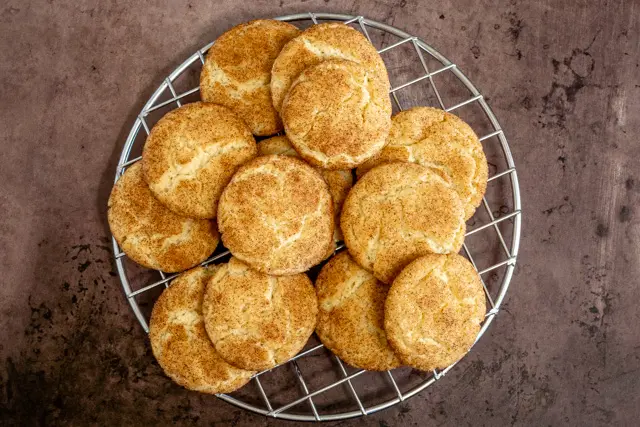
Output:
[{"left": 111, "top": 13, "right": 522, "bottom": 422}]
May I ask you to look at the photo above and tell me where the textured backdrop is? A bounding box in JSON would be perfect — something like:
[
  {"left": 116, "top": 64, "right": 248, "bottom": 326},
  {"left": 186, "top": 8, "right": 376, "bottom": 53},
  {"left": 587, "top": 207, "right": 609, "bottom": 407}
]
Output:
[{"left": 1, "top": 0, "right": 639, "bottom": 425}]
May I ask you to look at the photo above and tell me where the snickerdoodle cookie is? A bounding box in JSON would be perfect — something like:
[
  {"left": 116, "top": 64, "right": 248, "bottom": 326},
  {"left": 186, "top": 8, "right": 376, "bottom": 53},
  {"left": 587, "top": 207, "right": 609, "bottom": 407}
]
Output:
[
  {"left": 282, "top": 60, "right": 391, "bottom": 169},
  {"left": 107, "top": 162, "right": 218, "bottom": 272},
  {"left": 142, "top": 102, "right": 257, "bottom": 219},
  {"left": 203, "top": 257, "right": 317, "bottom": 371},
  {"left": 217, "top": 155, "right": 334, "bottom": 275},
  {"left": 341, "top": 162, "right": 465, "bottom": 284},
  {"left": 384, "top": 253, "right": 486, "bottom": 371},
  {"left": 315, "top": 252, "right": 401, "bottom": 371},
  {"left": 200, "top": 20, "right": 300, "bottom": 135}
]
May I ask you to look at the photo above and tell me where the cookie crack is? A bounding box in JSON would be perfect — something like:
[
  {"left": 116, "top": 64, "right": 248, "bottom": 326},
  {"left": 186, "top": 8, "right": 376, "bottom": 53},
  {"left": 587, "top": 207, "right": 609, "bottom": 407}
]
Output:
[
  {"left": 159, "top": 220, "right": 195, "bottom": 251},
  {"left": 298, "top": 106, "right": 330, "bottom": 141},
  {"left": 358, "top": 72, "right": 374, "bottom": 124},
  {"left": 154, "top": 139, "right": 250, "bottom": 194},
  {"left": 272, "top": 200, "right": 327, "bottom": 253},
  {"left": 301, "top": 38, "right": 358, "bottom": 62},
  {"left": 364, "top": 223, "right": 381, "bottom": 269},
  {"left": 320, "top": 270, "right": 371, "bottom": 312},
  {"left": 205, "top": 63, "right": 269, "bottom": 99}
]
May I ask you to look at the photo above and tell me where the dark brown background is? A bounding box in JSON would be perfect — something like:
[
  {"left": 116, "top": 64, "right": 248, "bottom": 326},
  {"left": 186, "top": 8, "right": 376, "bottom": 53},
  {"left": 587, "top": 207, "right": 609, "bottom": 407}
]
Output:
[{"left": 1, "top": 0, "right": 639, "bottom": 425}]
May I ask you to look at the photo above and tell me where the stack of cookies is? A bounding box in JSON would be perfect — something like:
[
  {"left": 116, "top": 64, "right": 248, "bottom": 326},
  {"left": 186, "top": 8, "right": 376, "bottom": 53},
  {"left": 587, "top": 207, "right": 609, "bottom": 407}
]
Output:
[{"left": 108, "top": 19, "right": 489, "bottom": 394}]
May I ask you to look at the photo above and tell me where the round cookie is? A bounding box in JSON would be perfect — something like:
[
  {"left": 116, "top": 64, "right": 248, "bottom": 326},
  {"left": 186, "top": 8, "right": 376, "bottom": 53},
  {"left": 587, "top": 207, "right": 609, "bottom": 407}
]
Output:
[
  {"left": 217, "top": 155, "right": 334, "bottom": 275},
  {"left": 357, "top": 107, "right": 488, "bottom": 219},
  {"left": 384, "top": 253, "right": 486, "bottom": 371},
  {"left": 341, "top": 162, "right": 465, "bottom": 284},
  {"left": 142, "top": 102, "right": 257, "bottom": 219},
  {"left": 271, "top": 22, "right": 389, "bottom": 113},
  {"left": 203, "top": 257, "right": 318, "bottom": 371},
  {"left": 149, "top": 266, "right": 254, "bottom": 393},
  {"left": 315, "top": 252, "right": 401, "bottom": 371},
  {"left": 200, "top": 20, "right": 300, "bottom": 136},
  {"left": 258, "top": 135, "right": 353, "bottom": 242},
  {"left": 107, "top": 162, "right": 219, "bottom": 272},
  {"left": 282, "top": 60, "right": 392, "bottom": 170}
]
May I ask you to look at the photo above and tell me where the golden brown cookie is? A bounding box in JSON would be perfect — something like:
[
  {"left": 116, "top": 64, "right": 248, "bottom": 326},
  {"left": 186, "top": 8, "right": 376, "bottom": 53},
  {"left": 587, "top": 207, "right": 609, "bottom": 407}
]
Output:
[
  {"left": 357, "top": 107, "right": 488, "bottom": 219},
  {"left": 282, "top": 60, "right": 391, "bottom": 170},
  {"left": 142, "top": 102, "right": 257, "bottom": 219},
  {"left": 200, "top": 20, "right": 300, "bottom": 136},
  {"left": 217, "top": 155, "right": 334, "bottom": 275},
  {"left": 341, "top": 162, "right": 465, "bottom": 284},
  {"left": 149, "top": 266, "right": 254, "bottom": 393},
  {"left": 271, "top": 22, "right": 389, "bottom": 113},
  {"left": 258, "top": 135, "right": 299, "bottom": 157},
  {"left": 107, "top": 162, "right": 219, "bottom": 272},
  {"left": 202, "top": 257, "right": 317, "bottom": 371},
  {"left": 384, "top": 253, "right": 486, "bottom": 371},
  {"left": 258, "top": 135, "right": 353, "bottom": 242},
  {"left": 315, "top": 252, "right": 401, "bottom": 371}
]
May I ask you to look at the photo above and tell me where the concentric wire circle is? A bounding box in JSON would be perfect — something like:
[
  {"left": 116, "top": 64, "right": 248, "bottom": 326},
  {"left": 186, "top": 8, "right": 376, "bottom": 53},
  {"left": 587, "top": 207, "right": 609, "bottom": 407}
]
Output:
[{"left": 111, "top": 12, "right": 522, "bottom": 422}]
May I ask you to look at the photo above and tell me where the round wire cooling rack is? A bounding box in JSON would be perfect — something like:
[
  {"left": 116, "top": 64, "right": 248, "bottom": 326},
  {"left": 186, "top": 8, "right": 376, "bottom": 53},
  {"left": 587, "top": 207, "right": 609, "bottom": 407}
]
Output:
[{"left": 111, "top": 12, "right": 522, "bottom": 422}]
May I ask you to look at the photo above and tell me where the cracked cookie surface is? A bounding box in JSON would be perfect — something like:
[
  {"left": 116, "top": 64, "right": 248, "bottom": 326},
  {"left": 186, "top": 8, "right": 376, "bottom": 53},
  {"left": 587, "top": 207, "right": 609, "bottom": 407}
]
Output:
[
  {"left": 341, "top": 162, "right": 465, "bottom": 284},
  {"left": 357, "top": 107, "right": 488, "bottom": 219},
  {"left": 258, "top": 135, "right": 353, "bottom": 244},
  {"left": 217, "top": 155, "right": 334, "bottom": 275},
  {"left": 200, "top": 20, "right": 300, "bottom": 136},
  {"left": 384, "top": 253, "right": 486, "bottom": 371},
  {"left": 202, "top": 257, "right": 317, "bottom": 371},
  {"left": 142, "top": 102, "right": 257, "bottom": 219},
  {"left": 271, "top": 22, "right": 389, "bottom": 114},
  {"left": 282, "top": 60, "right": 391, "bottom": 170},
  {"left": 149, "top": 266, "right": 254, "bottom": 393},
  {"left": 315, "top": 251, "right": 401, "bottom": 371},
  {"left": 107, "top": 162, "right": 219, "bottom": 272}
]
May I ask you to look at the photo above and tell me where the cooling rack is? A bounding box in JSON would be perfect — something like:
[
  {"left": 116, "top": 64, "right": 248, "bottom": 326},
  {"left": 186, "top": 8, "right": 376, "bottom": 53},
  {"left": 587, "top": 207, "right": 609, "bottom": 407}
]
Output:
[{"left": 111, "top": 12, "right": 522, "bottom": 421}]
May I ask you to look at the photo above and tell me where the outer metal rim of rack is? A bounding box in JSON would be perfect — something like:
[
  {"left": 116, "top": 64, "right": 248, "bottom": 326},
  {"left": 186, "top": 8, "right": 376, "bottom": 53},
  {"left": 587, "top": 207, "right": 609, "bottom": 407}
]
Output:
[{"left": 111, "top": 12, "right": 522, "bottom": 422}]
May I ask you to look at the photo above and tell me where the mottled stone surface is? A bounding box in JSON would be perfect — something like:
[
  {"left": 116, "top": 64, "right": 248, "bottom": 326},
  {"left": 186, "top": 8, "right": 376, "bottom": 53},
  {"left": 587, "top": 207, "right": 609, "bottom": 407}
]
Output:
[{"left": 1, "top": 0, "right": 639, "bottom": 425}]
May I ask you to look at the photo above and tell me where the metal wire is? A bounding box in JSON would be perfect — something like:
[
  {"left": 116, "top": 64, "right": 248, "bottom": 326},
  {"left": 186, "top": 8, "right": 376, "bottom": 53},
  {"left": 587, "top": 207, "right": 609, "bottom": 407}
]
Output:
[{"left": 111, "top": 12, "right": 522, "bottom": 421}]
